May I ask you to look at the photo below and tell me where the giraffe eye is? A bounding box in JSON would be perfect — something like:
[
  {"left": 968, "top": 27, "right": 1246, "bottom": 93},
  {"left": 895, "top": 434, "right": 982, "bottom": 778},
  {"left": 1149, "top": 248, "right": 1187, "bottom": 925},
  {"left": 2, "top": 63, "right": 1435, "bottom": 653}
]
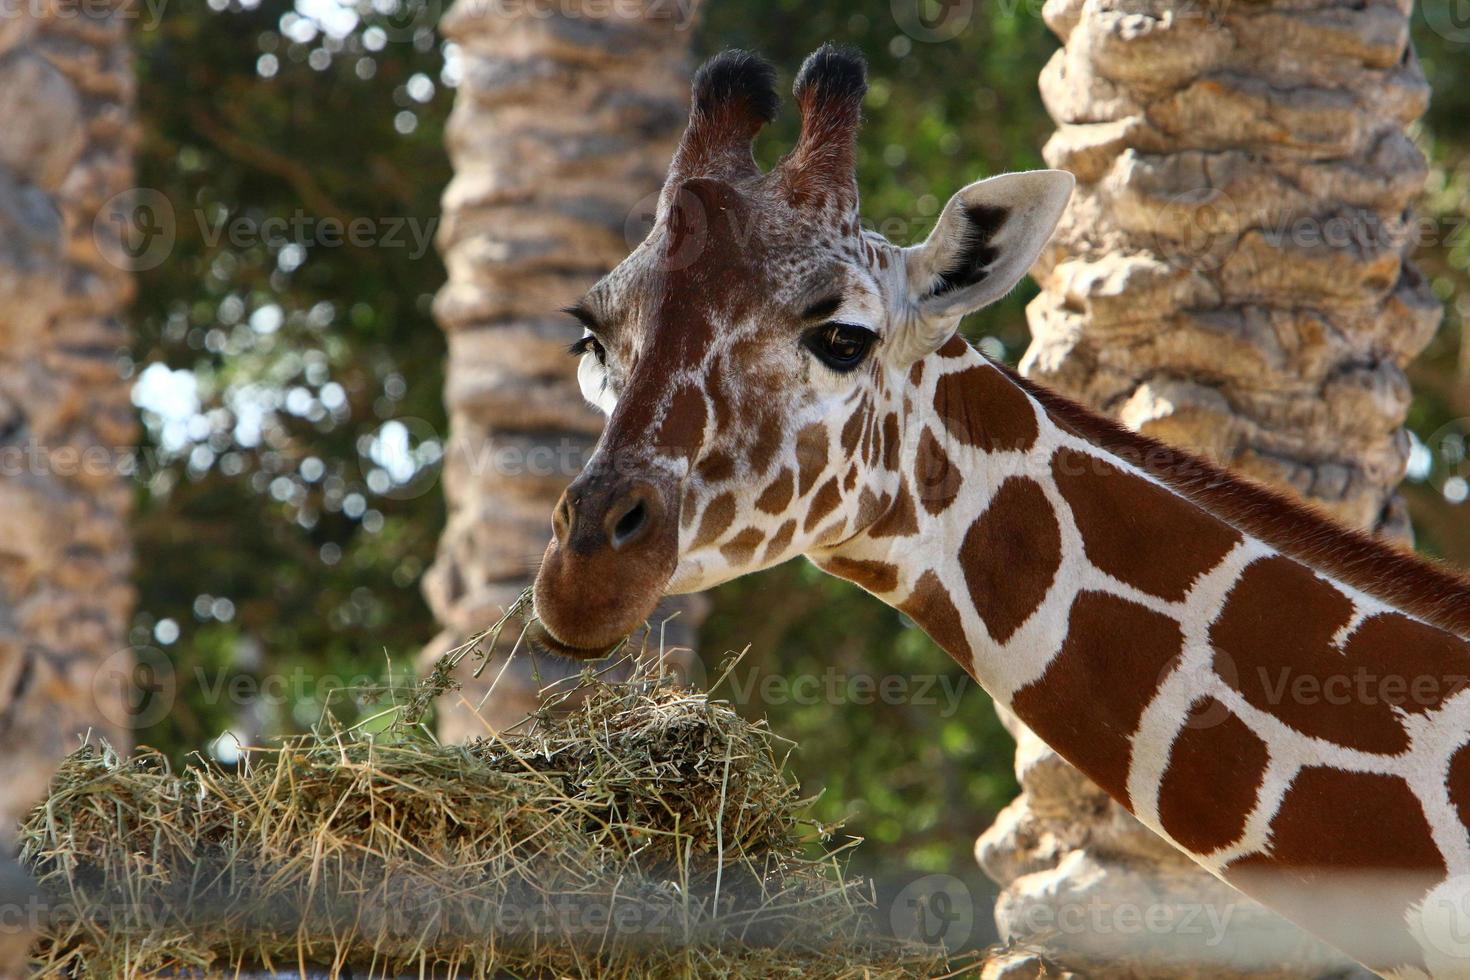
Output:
[
  {"left": 568, "top": 334, "right": 607, "bottom": 364},
  {"left": 805, "top": 323, "right": 876, "bottom": 372}
]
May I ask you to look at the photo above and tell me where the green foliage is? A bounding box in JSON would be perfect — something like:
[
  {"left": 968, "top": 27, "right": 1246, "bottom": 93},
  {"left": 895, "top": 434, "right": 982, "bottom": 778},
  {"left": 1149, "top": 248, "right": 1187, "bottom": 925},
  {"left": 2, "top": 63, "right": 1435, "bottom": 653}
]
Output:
[
  {"left": 128, "top": 0, "right": 450, "bottom": 757},
  {"left": 1403, "top": 14, "right": 1470, "bottom": 560}
]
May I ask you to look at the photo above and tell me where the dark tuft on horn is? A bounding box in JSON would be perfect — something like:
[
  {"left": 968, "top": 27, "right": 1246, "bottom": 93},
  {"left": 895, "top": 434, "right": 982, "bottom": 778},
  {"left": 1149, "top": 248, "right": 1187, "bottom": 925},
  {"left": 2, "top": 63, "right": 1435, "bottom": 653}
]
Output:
[
  {"left": 692, "top": 49, "right": 780, "bottom": 131},
  {"left": 668, "top": 49, "right": 778, "bottom": 183},
  {"left": 780, "top": 43, "right": 868, "bottom": 210},
  {"left": 792, "top": 42, "right": 868, "bottom": 108}
]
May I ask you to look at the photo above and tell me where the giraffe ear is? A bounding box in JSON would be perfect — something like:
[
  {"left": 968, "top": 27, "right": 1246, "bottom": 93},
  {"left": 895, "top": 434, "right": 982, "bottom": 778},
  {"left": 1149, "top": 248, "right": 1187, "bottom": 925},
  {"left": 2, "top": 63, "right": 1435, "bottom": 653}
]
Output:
[{"left": 899, "top": 170, "right": 1073, "bottom": 356}]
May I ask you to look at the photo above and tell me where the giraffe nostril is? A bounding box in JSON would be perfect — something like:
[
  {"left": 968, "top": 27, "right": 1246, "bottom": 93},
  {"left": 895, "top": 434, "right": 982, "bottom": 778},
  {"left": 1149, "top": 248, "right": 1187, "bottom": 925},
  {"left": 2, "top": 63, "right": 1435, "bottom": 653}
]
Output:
[
  {"left": 553, "top": 494, "right": 575, "bottom": 546},
  {"left": 609, "top": 498, "right": 651, "bottom": 550}
]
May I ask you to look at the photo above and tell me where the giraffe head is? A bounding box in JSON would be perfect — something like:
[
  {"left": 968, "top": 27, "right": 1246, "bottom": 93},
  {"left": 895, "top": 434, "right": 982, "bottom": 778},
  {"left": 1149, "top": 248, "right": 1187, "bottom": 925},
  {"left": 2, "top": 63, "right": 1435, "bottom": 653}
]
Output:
[{"left": 530, "top": 45, "right": 1072, "bottom": 657}]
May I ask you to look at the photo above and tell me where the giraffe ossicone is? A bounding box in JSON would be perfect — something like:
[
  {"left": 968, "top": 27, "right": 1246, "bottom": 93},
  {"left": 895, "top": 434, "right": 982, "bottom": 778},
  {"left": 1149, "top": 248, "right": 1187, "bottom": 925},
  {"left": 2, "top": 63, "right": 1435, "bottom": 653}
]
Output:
[{"left": 529, "top": 44, "right": 1470, "bottom": 978}]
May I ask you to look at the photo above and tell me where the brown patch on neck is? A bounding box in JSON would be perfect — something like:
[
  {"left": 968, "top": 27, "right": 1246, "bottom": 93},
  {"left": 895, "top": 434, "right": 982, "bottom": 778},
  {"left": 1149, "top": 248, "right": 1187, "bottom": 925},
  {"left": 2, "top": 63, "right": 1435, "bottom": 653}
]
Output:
[
  {"left": 999, "top": 363, "right": 1470, "bottom": 638},
  {"left": 960, "top": 476, "right": 1061, "bottom": 645},
  {"left": 720, "top": 526, "right": 766, "bottom": 565},
  {"left": 755, "top": 467, "right": 794, "bottom": 514},
  {"left": 821, "top": 556, "right": 899, "bottom": 595},
  {"left": 936, "top": 335, "right": 969, "bottom": 358},
  {"left": 914, "top": 428, "right": 962, "bottom": 516},
  {"left": 1156, "top": 698, "right": 1269, "bottom": 855},
  {"left": 795, "top": 423, "right": 829, "bottom": 495},
  {"left": 880, "top": 412, "right": 901, "bottom": 472},
  {"left": 933, "top": 364, "right": 1039, "bottom": 454},
  {"left": 655, "top": 384, "right": 708, "bottom": 461},
  {"left": 1211, "top": 556, "right": 1416, "bottom": 755},
  {"left": 1447, "top": 739, "right": 1470, "bottom": 831},
  {"left": 803, "top": 476, "right": 843, "bottom": 533},
  {"left": 1053, "top": 446, "right": 1242, "bottom": 602},
  {"left": 899, "top": 570, "right": 975, "bottom": 674},
  {"left": 867, "top": 480, "right": 920, "bottom": 538},
  {"left": 763, "top": 519, "right": 797, "bottom": 563},
  {"left": 1226, "top": 768, "right": 1444, "bottom": 976},
  {"left": 696, "top": 449, "right": 734, "bottom": 484},
  {"left": 691, "top": 492, "right": 736, "bottom": 549},
  {"left": 749, "top": 411, "right": 784, "bottom": 474},
  {"left": 1010, "top": 591, "right": 1184, "bottom": 806},
  {"left": 840, "top": 404, "right": 866, "bottom": 457}
]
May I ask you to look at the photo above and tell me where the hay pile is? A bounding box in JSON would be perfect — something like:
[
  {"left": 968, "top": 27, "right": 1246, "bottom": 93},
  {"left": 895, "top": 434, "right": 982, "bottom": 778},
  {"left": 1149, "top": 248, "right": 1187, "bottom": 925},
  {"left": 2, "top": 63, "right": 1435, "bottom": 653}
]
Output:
[{"left": 20, "top": 678, "right": 963, "bottom": 978}]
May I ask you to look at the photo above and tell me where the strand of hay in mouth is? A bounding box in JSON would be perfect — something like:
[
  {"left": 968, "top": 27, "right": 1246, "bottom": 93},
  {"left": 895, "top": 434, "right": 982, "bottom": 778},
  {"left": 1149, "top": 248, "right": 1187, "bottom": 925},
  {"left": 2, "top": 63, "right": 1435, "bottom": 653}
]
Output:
[{"left": 19, "top": 606, "right": 966, "bottom": 978}]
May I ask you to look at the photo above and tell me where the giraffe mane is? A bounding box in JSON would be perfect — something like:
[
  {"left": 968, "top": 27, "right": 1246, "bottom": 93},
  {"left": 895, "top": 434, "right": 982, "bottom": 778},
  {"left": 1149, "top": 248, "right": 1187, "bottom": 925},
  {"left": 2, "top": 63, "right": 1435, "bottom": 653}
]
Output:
[{"left": 995, "top": 361, "right": 1470, "bottom": 639}]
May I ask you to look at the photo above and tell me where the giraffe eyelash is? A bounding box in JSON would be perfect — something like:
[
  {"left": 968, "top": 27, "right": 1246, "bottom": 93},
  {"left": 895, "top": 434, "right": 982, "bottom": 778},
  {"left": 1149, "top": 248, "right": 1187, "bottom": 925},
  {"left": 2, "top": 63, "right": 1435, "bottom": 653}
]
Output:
[{"left": 567, "top": 335, "right": 607, "bottom": 362}]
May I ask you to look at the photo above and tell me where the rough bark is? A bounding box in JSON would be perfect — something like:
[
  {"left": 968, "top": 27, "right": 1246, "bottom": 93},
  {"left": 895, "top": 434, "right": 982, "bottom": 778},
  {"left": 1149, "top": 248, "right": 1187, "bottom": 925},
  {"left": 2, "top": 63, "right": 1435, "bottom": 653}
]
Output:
[
  {"left": 423, "top": 1, "right": 704, "bottom": 739},
  {"left": 0, "top": 2, "right": 137, "bottom": 973},
  {"left": 977, "top": 0, "right": 1439, "bottom": 974}
]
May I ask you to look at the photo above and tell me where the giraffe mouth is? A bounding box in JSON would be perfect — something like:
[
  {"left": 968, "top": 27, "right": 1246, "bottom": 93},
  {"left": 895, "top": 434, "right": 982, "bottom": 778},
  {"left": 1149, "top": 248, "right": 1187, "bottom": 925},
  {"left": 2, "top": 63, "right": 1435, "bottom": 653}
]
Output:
[
  {"left": 525, "top": 620, "right": 626, "bottom": 661},
  {"left": 530, "top": 525, "right": 675, "bottom": 661}
]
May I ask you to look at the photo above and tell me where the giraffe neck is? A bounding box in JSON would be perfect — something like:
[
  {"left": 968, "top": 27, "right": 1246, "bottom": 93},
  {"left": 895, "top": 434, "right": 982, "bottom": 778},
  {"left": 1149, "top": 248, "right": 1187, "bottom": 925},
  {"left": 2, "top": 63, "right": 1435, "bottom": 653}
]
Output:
[{"left": 817, "top": 337, "right": 1470, "bottom": 977}]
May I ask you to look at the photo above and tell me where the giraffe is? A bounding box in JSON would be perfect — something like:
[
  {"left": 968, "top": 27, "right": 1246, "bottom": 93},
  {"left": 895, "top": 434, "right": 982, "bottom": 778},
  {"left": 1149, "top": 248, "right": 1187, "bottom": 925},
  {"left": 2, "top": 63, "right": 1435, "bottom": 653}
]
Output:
[{"left": 528, "top": 45, "right": 1470, "bottom": 978}]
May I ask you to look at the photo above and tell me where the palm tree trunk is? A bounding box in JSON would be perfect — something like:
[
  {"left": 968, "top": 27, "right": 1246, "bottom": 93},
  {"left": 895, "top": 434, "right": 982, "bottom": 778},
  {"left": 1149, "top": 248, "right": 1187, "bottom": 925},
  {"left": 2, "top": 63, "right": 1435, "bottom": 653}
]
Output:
[
  {"left": 424, "top": 2, "right": 704, "bottom": 739},
  {"left": 978, "top": 0, "right": 1439, "bottom": 973},
  {"left": 0, "top": 4, "right": 136, "bottom": 973}
]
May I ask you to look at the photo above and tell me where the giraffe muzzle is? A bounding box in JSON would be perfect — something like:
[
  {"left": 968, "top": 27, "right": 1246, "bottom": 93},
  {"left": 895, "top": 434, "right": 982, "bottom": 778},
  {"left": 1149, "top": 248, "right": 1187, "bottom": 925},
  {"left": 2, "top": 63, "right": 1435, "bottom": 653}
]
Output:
[{"left": 531, "top": 475, "right": 679, "bottom": 659}]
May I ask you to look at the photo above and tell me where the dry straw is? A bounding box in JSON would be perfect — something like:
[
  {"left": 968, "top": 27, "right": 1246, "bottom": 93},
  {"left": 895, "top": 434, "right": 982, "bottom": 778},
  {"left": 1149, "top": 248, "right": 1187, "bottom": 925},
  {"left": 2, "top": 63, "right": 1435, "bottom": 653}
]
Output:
[{"left": 19, "top": 597, "right": 968, "bottom": 978}]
